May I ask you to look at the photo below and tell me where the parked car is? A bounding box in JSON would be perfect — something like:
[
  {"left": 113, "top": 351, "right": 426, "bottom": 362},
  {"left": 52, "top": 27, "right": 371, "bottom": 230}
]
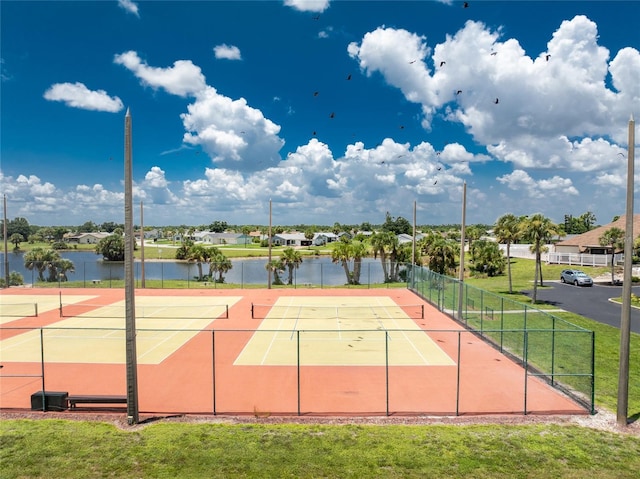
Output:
[{"left": 560, "top": 269, "right": 593, "bottom": 287}]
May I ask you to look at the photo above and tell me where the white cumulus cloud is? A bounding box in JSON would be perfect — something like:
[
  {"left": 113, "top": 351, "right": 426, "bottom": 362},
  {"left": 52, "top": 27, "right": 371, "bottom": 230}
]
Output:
[
  {"left": 43, "top": 82, "right": 123, "bottom": 112},
  {"left": 213, "top": 44, "right": 242, "bottom": 60}
]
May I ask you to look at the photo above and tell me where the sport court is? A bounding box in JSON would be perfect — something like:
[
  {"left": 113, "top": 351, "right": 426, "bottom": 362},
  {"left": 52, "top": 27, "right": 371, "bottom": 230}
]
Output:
[
  {"left": 236, "top": 296, "right": 454, "bottom": 366},
  {"left": 0, "top": 288, "right": 587, "bottom": 416}
]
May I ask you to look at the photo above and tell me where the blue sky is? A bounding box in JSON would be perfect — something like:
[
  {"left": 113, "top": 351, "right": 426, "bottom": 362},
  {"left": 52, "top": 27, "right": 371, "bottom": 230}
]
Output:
[{"left": 1, "top": 0, "right": 638, "bottom": 228}]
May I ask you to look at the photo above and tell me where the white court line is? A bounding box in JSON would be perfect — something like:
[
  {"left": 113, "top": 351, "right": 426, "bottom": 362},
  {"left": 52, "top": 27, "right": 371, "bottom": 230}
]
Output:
[
  {"left": 374, "top": 297, "right": 431, "bottom": 364},
  {"left": 260, "top": 301, "right": 297, "bottom": 365}
]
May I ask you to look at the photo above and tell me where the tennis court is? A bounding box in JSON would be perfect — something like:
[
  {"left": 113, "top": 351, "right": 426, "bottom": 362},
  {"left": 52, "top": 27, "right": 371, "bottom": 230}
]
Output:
[
  {"left": 0, "top": 287, "right": 587, "bottom": 416},
  {"left": 1, "top": 295, "right": 239, "bottom": 364},
  {"left": 236, "top": 296, "right": 454, "bottom": 366}
]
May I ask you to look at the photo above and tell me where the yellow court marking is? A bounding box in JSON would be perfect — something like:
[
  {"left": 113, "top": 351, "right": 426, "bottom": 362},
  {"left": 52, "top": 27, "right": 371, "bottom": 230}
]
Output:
[
  {"left": 0, "top": 296, "right": 242, "bottom": 365},
  {"left": 235, "top": 296, "right": 455, "bottom": 366},
  {"left": 0, "top": 295, "right": 97, "bottom": 325}
]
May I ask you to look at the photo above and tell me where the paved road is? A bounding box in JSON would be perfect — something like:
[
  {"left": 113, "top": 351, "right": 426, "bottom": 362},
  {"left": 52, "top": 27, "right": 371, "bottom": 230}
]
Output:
[{"left": 523, "top": 282, "right": 640, "bottom": 334}]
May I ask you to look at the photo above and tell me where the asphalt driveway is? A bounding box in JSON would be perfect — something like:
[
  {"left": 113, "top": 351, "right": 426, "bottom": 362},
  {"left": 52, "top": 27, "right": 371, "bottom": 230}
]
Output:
[{"left": 523, "top": 282, "right": 640, "bottom": 334}]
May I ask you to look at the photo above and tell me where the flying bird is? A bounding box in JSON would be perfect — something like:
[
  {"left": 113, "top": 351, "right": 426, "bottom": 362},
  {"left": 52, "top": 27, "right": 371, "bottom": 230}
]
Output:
[
  {"left": 456, "top": 90, "right": 462, "bottom": 95},
  {"left": 312, "top": 131, "right": 317, "bottom": 136},
  {"left": 490, "top": 51, "right": 497, "bottom": 56},
  {"left": 494, "top": 98, "right": 499, "bottom": 104},
  {"left": 409, "top": 59, "right": 417, "bottom": 64},
  {"left": 463, "top": 2, "right": 469, "bottom": 8},
  {"left": 437, "top": 166, "right": 442, "bottom": 170},
  {"left": 440, "top": 61, "right": 446, "bottom": 67},
  {"left": 399, "top": 125, "right": 405, "bottom": 129},
  {"left": 329, "top": 112, "right": 335, "bottom": 118},
  {"left": 433, "top": 180, "right": 438, "bottom": 185},
  {"left": 313, "top": 91, "right": 319, "bottom": 97},
  {"left": 346, "top": 74, "right": 352, "bottom": 80},
  {"left": 312, "top": 14, "right": 320, "bottom": 20}
]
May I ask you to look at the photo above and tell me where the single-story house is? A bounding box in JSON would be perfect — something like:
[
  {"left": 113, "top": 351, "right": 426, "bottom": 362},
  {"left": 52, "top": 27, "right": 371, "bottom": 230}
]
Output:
[
  {"left": 554, "top": 214, "right": 640, "bottom": 255},
  {"left": 193, "top": 232, "right": 252, "bottom": 245},
  {"left": 64, "top": 232, "right": 111, "bottom": 244},
  {"left": 271, "top": 233, "right": 311, "bottom": 247},
  {"left": 397, "top": 233, "right": 425, "bottom": 245},
  {"left": 313, "top": 232, "right": 338, "bottom": 246}
]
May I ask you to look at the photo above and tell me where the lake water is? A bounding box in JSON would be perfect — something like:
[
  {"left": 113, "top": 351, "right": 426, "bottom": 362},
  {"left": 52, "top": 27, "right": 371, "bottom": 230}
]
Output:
[{"left": 0, "top": 251, "right": 392, "bottom": 286}]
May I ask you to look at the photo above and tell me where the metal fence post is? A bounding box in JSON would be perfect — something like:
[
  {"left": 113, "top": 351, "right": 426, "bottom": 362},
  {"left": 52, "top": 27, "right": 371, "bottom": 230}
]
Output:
[
  {"left": 523, "top": 331, "right": 529, "bottom": 415},
  {"left": 456, "top": 331, "right": 461, "bottom": 416},
  {"left": 551, "top": 316, "right": 556, "bottom": 386},
  {"left": 297, "top": 330, "right": 301, "bottom": 416},
  {"left": 212, "top": 330, "right": 216, "bottom": 415},
  {"left": 40, "top": 328, "right": 45, "bottom": 409},
  {"left": 385, "top": 331, "right": 389, "bottom": 416}
]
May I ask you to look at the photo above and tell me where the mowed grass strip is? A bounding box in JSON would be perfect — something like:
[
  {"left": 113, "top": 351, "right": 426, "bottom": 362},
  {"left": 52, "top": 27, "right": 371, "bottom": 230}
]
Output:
[{"left": 1, "top": 420, "right": 639, "bottom": 479}]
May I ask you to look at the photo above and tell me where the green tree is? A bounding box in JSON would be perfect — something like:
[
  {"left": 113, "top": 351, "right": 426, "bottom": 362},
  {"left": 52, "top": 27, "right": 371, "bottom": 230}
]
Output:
[
  {"left": 77, "top": 221, "right": 97, "bottom": 233},
  {"left": 331, "top": 237, "right": 356, "bottom": 284},
  {"left": 381, "top": 212, "right": 412, "bottom": 235},
  {"left": 9, "top": 233, "right": 24, "bottom": 249},
  {"left": 281, "top": 247, "right": 303, "bottom": 285},
  {"left": 494, "top": 213, "right": 521, "bottom": 293},
  {"left": 370, "top": 230, "right": 406, "bottom": 282},
  {"left": 469, "top": 240, "right": 506, "bottom": 277},
  {"left": 24, "top": 248, "right": 49, "bottom": 282},
  {"left": 57, "top": 258, "right": 76, "bottom": 282},
  {"left": 208, "top": 248, "right": 232, "bottom": 283},
  {"left": 599, "top": 227, "right": 625, "bottom": 284},
  {"left": 24, "top": 248, "right": 61, "bottom": 282},
  {"left": 350, "top": 240, "right": 369, "bottom": 285},
  {"left": 465, "top": 225, "right": 485, "bottom": 253},
  {"left": 265, "top": 259, "right": 285, "bottom": 285},
  {"left": 95, "top": 234, "right": 125, "bottom": 261},
  {"left": 304, "top": 228, "right": 315, "bottom": 249},
  {"left": 209, "top": 220, "right": 228, "bottom": 233},
  {"left": 3, "top": 217, "right": 30, "bottom": 240},
  {"left": 186, "top": 244, "right": 210, "bottom": 281},
  {"left": 520, "top": 214, "right": 560, "bottom": 303},
  {"left": 419, "top": 232, "right": 457, "bottom": 275}
]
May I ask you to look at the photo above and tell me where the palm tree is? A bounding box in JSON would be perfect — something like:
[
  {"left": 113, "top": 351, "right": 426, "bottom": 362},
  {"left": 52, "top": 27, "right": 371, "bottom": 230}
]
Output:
[
  {"left": 599, "top": 227, "right": 625, "bottom": 284},
  {"left": 420, "top": 233, "right": 457, "bottom": 275},
  {"left": 370, "top": 231, "right": 398, "bottom": 282},
  {"left": 24, "top": 247, "right": 49, "bottom": 282},
  {"left": 265, "top": 259, "right": 285, "bottom": 285},
  {"left": 280, "top": 247, "right": 303, "bottom": 285},
  {"left": 494, "top": 213, "right": 521, "bottom": 293},
  {"left": 210, "top": 252, "right": 232, "bottom": 283},
  {"left": 465, "top": 225, "right": 485, "bottom": 253},
  {"left": 331, "top": 237, "right": 355, "bottom": 284},
  {"left": 57, "top": 258, "right": 75, "bottom": 282},
  {"left": 186, "top": 244, "right": 209, "bottom": 281},
  {"left": 350, "top": 240, "right": 369, "bottom": 285},
  {"left": 520, "top": 214, "right": 560, "bottom": 303}
]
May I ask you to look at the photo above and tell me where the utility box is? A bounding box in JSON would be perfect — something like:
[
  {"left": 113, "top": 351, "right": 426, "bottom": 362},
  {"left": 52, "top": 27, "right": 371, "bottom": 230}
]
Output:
[{"left": 30, "top": 391, "right": 69, "bottom": 411}]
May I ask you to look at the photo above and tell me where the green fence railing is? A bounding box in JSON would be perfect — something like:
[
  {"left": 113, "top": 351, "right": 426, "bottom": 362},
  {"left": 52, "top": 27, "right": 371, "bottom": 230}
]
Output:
[{"left": 407, "top": 264, "right": 595, "bottom": 414}]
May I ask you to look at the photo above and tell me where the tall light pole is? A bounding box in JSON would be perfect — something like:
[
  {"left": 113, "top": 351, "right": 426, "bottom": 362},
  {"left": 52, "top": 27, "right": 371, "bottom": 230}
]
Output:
[
  {"left": 140, "top": 200, "right": 145, "bottom": 289},
  {"left": 268, "top": 198, "right": 272, "bottom": 289},
  {"left": 3, "top": 195, "right": 8, "bottom": 287},
  {"left": 412, "top": 200, "right": 417, "bottom": 286},
  {"left": 124, "top": 108, "right": 139, "bottom": 425},
  {"left": 618, "top": 114, "right": 635, "bottom": 427},
  {"left": 457, "top": 182, "right": 467, "bottom": 321}
]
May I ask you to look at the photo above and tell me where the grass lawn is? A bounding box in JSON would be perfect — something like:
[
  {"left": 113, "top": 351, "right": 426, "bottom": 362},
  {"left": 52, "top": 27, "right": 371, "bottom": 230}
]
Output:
[
  {"left": 464, "top": 257, "right": 640, "bottom": 416},
  {"left": 3, "top": 255, "right": 640, "bottom": 478},
  {"left": 1, "top": 420, "right": 639, "bottom": 479}
]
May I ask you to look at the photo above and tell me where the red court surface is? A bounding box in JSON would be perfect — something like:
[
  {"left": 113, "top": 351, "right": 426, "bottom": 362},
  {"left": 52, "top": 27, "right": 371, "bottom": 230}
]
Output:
[{"left": 0, "top": 287, "right": 587, "bottom": 416}]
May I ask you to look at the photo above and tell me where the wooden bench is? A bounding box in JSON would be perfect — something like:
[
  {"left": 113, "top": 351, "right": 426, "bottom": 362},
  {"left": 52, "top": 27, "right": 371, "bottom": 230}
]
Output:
[
  {"left": 91, "top": 279, "right": 101, "bottom": 284},
  {"left": 68, "top": 395, "right": 127, "bottom": 409}
]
